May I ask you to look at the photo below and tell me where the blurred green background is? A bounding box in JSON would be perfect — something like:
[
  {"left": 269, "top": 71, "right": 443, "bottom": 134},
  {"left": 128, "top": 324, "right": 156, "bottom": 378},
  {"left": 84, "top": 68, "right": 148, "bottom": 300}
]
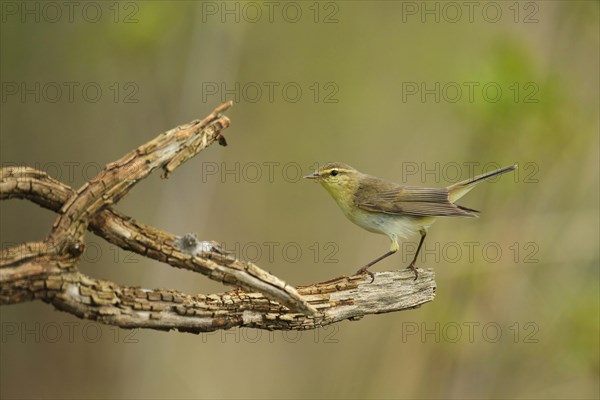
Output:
[{"left": 1, "top": 1, "right": 598, "bottom": 399}]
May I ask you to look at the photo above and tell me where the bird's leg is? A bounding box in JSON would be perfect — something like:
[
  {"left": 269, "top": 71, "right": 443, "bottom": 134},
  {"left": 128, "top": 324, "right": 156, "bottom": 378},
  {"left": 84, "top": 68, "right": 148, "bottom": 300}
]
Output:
[
  {"left": 406, "top": 229, "right": 427, "bottom": 280},
  {"left": 356, "top": 250, "right": 395, "bottom": 274},
  {"left": 356, "top": 241, "right": 399, "bottom": 282}
]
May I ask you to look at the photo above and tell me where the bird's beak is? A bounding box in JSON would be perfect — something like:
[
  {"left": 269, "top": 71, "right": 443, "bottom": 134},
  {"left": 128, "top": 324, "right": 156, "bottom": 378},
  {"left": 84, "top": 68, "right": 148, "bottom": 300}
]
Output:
[{"left": 303, "top": 173, "right": 319, "bottom": 180}]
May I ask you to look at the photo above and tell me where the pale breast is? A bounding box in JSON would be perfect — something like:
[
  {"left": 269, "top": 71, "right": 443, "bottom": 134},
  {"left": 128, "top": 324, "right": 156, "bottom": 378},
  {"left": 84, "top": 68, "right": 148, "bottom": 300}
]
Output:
[{"left": 345, "top": 208, "right": 436, "bottom": 239}]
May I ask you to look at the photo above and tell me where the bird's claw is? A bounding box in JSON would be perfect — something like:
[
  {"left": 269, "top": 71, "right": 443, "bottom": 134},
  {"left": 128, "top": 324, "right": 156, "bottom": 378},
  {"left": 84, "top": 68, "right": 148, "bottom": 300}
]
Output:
[
  {"left": 406, "top": 263, "right": 419, "bottom": 281},
  {"left": 355, "top": 267, "right": 375, "bottom": 283}
]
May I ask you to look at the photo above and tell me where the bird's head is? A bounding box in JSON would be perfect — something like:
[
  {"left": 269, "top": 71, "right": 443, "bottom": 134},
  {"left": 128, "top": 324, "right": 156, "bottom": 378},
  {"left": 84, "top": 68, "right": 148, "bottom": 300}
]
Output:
[{"left": 303, "top": 162, "right": 360, "bottom": 199}]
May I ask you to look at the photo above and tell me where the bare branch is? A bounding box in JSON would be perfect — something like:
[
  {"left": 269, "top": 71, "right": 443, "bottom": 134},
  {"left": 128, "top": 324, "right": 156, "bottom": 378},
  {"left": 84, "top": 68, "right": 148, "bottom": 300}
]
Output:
[
  {"left": 4, "top": 268, "right": 434, "bottom": 333},
  {"left": 1, "top": 166, "right": 317, "bottom": 315}
]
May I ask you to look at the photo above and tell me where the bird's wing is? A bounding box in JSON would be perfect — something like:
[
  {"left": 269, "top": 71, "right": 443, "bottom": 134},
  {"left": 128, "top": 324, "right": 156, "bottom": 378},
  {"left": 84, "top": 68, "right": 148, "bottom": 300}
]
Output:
[{"left": 354, "top": 177, "right": 477, "bottom": 217}]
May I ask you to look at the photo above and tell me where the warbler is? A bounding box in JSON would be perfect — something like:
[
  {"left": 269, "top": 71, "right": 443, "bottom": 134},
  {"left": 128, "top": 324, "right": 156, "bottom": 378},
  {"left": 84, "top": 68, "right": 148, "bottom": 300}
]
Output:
[{"left": 304, "top": 162, "right": 517, "bottom": 280}]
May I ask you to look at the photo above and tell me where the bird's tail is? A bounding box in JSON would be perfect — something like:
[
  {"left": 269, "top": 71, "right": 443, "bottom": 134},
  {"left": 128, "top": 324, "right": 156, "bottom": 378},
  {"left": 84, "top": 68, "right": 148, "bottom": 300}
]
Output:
[{"left": 447, "top": 164, "right": 517, "bottom": 203}]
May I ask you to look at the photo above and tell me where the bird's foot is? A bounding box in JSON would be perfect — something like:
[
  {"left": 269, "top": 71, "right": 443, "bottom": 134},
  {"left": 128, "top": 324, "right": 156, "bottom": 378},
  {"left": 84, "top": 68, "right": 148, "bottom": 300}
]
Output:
[
  {"left": 355, "top": 266, "right": 375, "bottom": 283},
  {"left": 406, "top": 263, "right": 419, "bottom": 281}
]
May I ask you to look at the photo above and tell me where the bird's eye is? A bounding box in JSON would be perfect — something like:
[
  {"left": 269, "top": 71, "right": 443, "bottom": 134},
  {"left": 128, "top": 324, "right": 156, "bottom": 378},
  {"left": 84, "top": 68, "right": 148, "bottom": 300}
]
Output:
[{"left": 330, "top": 170, "right": 338, "bottom": 177}]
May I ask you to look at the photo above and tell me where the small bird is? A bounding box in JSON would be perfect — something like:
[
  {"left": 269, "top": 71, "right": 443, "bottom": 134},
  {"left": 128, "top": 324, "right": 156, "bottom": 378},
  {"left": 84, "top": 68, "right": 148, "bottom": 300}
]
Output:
[{"left": 304, "top": 162, "right": 517, "bottom": 280}]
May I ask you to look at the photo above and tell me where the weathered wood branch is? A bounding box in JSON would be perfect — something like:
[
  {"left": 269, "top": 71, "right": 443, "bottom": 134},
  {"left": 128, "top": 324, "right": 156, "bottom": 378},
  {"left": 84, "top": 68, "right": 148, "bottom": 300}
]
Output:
[
  {"left": 0, "top": 102, "right": 436, "bottom": 333},
  {"left": 1, "top": 167, "right": 317, "bottom": 315},
  {"left": 3, "top": 268, "right": 435, "bottom": 333}
]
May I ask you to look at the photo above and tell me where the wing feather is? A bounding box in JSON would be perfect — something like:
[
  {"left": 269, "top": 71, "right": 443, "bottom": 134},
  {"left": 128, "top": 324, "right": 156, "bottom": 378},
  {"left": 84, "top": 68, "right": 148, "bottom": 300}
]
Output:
[{"left": 354, "top": 176, "right": 476, "bottom": 217}]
